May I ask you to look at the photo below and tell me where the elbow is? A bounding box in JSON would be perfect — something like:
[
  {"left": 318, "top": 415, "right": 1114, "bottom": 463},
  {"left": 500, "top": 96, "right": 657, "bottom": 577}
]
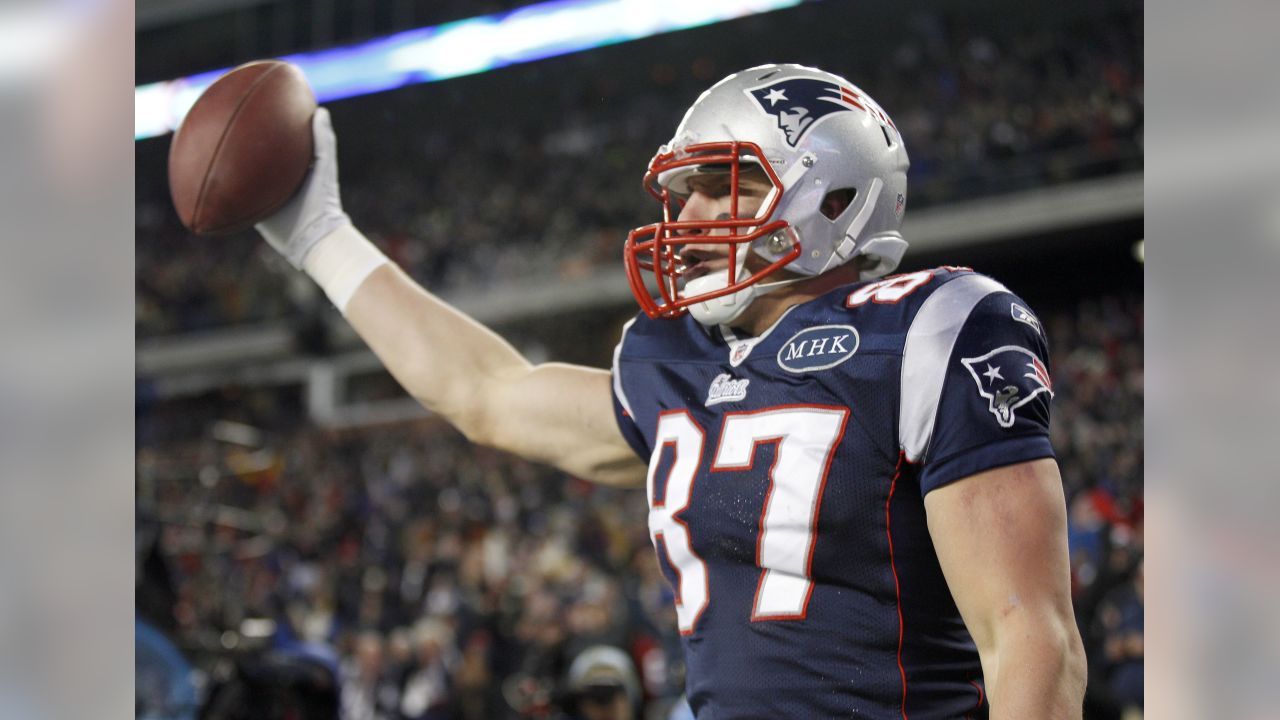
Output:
[
  {"left": 1042, "top": 608, "right": 1087, "bottom": 694},
  {"left": 982, "top": 611, "right": 1088, "bottom": 715},
  {"left": 446, "top": 405, "right": 499, "bottom": 449},
  {"left": 407, "top": 367, "right": 528, "bottom": 451},
  {"left": 1063, "top": 622, "right": 1088, "bottom": 699},
  {"left": 449, "top": 404, "right": 527, "bottom": 459},
  {"left": 1032, "top": 615, "right": 1089, "bottom": 712},
  {"left": 408, "top": 390, "right": 499, "bottom": 449},
  {"left": 460, "top": 424, "right": 505, "bottom": 453}
]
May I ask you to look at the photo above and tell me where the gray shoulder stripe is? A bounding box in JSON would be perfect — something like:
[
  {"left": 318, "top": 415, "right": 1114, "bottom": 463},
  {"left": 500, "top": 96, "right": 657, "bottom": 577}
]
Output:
[
  {"left": 899, "top": 275, "right": 1007, "bottom": 462},
  {"left": 611, "top": 317, "right": 639, "bottom": 419}
]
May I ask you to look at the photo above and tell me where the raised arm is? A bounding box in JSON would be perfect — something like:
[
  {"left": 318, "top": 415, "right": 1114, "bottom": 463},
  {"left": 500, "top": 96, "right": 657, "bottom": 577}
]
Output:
[
  {"left": 256, "top": 110, "right": 646, "bottom": 487},
  {"left": 344, "top": 263, "right": 644, "bottom": 485},
  {"left": 924, "top": 458, "right": 1087, "bottom": 719}
]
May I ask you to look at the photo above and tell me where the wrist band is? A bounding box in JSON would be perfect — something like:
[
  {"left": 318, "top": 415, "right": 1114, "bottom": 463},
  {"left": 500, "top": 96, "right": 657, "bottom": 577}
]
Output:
[{"left": 302, "top": 224, "right": 389, "bottom": 313}]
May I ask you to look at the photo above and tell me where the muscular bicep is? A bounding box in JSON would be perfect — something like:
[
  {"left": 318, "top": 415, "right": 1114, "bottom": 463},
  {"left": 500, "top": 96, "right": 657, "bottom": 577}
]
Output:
[
  {"left": 924, "top": 459, "right": 1076, "bottom": 655},
  {"left": 484, "top": 363, "right": 647, "bottom": 487}
]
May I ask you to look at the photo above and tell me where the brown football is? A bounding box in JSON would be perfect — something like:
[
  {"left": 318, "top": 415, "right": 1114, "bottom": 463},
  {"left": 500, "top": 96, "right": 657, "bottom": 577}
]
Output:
[{"left": 168, "top": 60, "right": 316, "bottom": 235}]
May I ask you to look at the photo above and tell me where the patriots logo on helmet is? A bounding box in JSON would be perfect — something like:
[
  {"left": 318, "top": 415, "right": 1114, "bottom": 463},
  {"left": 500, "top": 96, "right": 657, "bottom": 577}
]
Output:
[
  {"left": 746, "top": 78, "right": 862, "bottom": 147},
  {"left": 961, "top": 346, "right": 1053, "bottom": 428}
]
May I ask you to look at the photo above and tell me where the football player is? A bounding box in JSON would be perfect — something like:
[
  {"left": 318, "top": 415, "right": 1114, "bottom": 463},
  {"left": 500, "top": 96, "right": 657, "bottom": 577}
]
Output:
[{"left": 255, "top": 64, "right": 1086, "bottom": 718}]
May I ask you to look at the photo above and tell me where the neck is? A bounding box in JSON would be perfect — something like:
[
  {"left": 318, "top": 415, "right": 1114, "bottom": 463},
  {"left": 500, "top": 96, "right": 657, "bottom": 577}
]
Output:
[{"left": 730, "top": 264, "right": 864, "bottom": 336}]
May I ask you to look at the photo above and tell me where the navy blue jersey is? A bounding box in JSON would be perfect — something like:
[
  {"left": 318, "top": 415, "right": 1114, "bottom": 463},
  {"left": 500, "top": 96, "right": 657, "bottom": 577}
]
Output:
[{"left": 610, "top": 268, "right": 1055, "bottom": 719}]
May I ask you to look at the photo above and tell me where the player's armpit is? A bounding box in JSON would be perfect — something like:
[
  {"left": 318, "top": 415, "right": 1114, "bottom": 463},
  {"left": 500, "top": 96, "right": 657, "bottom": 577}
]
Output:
[{"left": 924, "top": 459, "right": 1087, "bottom": 719}]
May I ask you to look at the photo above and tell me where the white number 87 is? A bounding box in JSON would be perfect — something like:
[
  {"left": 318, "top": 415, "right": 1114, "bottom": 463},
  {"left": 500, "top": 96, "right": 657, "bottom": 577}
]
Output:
[{"left": 647, "top": 406, "right": 849, "bottom": 634}]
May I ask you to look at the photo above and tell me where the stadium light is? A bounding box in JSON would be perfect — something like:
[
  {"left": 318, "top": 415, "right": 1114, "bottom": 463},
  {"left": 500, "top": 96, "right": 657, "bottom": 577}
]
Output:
[{"left": 135, "top": 0, "right": 803, "bottom": 140}]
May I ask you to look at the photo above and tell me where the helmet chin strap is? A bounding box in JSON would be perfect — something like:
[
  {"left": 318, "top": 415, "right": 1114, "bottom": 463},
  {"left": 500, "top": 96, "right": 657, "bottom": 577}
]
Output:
[
  {"left": 687, "top": 270, "right": 755, "bottom": 326},
  {"left": 685, "top": 266, "right": 808, "bottom": 327}
]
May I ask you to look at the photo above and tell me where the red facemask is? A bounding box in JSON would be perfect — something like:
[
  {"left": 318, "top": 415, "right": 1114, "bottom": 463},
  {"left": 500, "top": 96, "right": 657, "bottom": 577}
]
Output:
[{"left": 623, "top": 141, "right": 800, "bottom": 319}]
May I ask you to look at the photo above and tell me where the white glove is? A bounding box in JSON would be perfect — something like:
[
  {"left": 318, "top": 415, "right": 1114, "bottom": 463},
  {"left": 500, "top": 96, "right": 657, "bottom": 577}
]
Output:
[{"left": 256, "top": 108, "right": 352, "bottom": 268}]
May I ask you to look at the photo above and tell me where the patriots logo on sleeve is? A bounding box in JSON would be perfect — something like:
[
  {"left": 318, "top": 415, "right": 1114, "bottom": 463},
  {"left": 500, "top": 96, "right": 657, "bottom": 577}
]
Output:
[{"left": 961, "top": 346, "right": 1053, "bottom": 428}]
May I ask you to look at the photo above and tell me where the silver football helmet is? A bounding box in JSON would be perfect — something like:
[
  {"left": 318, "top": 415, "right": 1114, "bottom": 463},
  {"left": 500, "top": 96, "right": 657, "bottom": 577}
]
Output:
[{"left": 624, "top": 64, "right": 910, "bottom": 325}]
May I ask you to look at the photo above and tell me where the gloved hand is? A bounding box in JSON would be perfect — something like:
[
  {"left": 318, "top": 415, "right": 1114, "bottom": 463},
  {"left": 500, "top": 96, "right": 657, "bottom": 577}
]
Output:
[{"left": 255, "top": 108, "right": 351, "bottom": 268}]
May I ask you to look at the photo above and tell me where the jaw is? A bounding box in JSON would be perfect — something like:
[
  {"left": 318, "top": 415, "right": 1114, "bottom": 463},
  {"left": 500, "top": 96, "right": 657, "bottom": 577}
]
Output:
[
  {"left": 682, "top": 253, "right": 801, "bottom": 332},
  {"left": 723, "top": 263, "right": 866, "bottom": 336},
  {"left": 685, "top": 270, "right": 755, "bottom": 327},
  {"left": 679, "top": 249, "right": 865, "bottom": 335}
]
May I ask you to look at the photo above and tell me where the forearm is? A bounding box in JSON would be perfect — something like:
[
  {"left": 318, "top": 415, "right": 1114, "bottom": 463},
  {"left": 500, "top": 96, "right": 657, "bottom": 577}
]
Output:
[
  {"left": 342, "top": 258, "right": 531, "bottom": 439},
  {"left": 341, "top": 257, "right": 642, "bottom": 485},
  {"left": 926, "top": 462, "right": 1087, "bottom": 719},
  {"left": 249, "top": 109, "right": 534, "bottom": 436},
  {"left": 983, "top": 615, "right": 1087, "bottom": 719},
  {"left": 251, "top": 112, "right": 643, "bottom": 485}
]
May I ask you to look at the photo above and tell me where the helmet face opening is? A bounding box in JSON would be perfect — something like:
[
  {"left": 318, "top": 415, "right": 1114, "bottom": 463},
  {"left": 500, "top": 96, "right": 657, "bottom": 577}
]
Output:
[{"left": 623, "top": 141, "right": 800, "bottom": 320}]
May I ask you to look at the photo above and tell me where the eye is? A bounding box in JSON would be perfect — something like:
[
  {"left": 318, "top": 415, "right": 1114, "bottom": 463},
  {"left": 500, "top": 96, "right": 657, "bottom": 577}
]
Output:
[
  {"left": 737, "top": 176, "right": 774, "bottom": 197},
  {"left": 704, "top": 180, "right": 733, "bottom": 197},
  {"left": 686, "top": 174, "right": 732, "bottom": 198}
]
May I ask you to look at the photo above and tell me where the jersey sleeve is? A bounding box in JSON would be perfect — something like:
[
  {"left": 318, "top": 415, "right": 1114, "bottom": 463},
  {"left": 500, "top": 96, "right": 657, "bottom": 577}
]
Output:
[
  {"left": 611, "top": 319, "right": 650, "bottom": 460},
  {"left": 900, "top": 277, "right": 1055, "bottom": 495}
]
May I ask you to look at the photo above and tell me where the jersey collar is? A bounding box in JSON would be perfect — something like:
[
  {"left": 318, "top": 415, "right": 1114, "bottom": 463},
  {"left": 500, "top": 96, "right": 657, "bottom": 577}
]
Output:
[{"left": 718, "top": 304, "right": 800, "bottom": 368}]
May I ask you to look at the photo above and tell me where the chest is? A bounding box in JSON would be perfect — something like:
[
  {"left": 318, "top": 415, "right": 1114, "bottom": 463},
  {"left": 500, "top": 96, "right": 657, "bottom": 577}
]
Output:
[
  {"left": 638, "top": 350, "right": 904, "bottom": 565},
  {"left": 617, "top": 308, "right": 940, "bottom": 631}
]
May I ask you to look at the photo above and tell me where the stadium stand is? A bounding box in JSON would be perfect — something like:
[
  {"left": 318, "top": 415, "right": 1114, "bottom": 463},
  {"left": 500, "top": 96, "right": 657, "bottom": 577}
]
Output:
[{"left": 135, "top": 1, "right": 1141, "bottom": 337}]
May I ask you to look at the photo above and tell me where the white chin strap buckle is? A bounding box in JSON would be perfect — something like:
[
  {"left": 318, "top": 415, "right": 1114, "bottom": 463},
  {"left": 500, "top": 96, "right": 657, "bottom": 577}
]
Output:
[{"left": 686, "top": 269, "right": 755, "bottom": 326}]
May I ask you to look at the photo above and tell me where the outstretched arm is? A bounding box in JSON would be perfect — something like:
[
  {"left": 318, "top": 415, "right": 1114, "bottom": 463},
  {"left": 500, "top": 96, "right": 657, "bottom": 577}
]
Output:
[
  {"left": 344, "top": 263, "right": 644, "bottom": 485},
  {"left": 925, "top": 458, "right": 1087, "bottom": 719},
  {"left": 257, "top": 109, "right": 646, "bottom": 487}
]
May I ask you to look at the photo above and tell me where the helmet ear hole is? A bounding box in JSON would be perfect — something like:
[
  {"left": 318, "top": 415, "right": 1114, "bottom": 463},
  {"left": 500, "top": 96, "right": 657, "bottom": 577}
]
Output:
[{"left": 820, "top": 188, "right": 857, "bottom": 220}]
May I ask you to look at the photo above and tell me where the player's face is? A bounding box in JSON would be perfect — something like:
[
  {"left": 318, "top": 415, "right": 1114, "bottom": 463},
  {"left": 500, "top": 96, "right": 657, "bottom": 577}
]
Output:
[{"left": 675, "top": 166, "right": 774, "bottom": 282}]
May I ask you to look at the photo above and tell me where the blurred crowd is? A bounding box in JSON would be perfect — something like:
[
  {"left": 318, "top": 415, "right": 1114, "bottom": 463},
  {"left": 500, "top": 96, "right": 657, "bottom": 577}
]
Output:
[
  {"left": 135, "top": 291, "right": 1143, "bottom": 720},
  {"left": 1049, "top": 295, "right": 1145, "bottom": 718},
  {"left": 138, "top": 412, "right": 680, "bottom": 720},
  {"left": 135, "top": 2, "right": 1141, "bottom": 338}
]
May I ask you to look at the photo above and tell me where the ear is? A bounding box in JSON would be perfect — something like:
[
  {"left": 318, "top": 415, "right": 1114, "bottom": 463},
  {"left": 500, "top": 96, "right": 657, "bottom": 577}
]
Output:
[{"left": 820, "top": 188, "right": 857, "bottom": 220}]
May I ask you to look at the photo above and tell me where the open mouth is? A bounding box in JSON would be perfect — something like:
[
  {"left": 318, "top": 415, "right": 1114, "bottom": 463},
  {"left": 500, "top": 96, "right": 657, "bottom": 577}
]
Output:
[
  {"left": 678, "top": 250, "right": 730, "bottom": 283},
  {"left": 680, "top": 264, "right": 713, "bottom": 282},
  {"left": 681, "top": 261, "right": 737, "bottom": 285}
]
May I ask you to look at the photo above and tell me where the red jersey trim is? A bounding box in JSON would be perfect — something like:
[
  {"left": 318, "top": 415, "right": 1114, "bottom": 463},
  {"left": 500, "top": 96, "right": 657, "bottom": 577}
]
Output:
[{"left": 885, "top": 452, "right": 910, "bottom": 719}]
